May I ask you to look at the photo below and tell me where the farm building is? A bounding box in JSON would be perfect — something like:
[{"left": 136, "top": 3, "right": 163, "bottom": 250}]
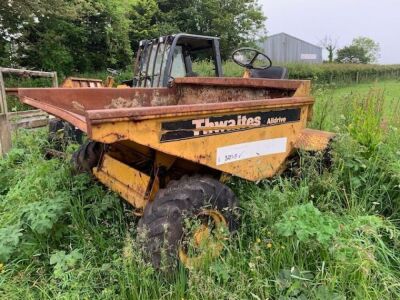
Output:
[{"left": 261, "top": 33, "right": 323, "bottom": 64}]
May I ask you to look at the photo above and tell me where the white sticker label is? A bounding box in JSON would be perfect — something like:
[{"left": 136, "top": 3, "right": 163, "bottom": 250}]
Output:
[
  {"left": 301, "top": 53, "right": 317, "bottom": 60},
  {"left": 216, "top": 138, "right": 287, "bottom": 165}
]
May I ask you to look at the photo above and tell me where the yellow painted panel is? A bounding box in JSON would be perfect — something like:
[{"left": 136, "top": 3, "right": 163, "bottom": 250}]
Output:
[
  {"left": 91, "top": 105, "right": 312, "bottom": 181},
  {"left": 93, "top": 154, "right": 150, "bottom": 208}
]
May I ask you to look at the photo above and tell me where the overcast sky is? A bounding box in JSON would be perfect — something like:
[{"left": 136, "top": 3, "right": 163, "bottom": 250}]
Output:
[{"left": 259, "top": 0, "right": 400, "bottom": 64}]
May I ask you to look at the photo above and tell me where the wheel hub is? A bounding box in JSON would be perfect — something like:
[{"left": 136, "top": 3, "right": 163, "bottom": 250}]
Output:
[{"left": 179, "top": 209, "right": 228, "bottom": 268}]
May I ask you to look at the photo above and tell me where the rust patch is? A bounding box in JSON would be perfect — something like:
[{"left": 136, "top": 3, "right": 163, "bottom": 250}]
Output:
[
  {"left": 18, "top": 78, "right": 313, "bottom": 130},
  {"left": 105, "top": 97, "right": 142, "bottom": 109},
  {"left": 176, "top": 85, "right": 298, "bottom": 105},
  {"left": 150, "top": 90, "right": 177, "bottom": 106},
  {"left": 100, "top": 132, "right": 128, "bottom": 141},
  {"left": 177, "top": 85, "right": 274, "bottom": 105},
  {"left": 5, "top": 88, "right": 19, "bottom": 95},
  {"left": 72, "top": 101, "right": 85, "bottom": 112},
  {"left": 173, "top": 77, "right": 306, "bottom": 90}
]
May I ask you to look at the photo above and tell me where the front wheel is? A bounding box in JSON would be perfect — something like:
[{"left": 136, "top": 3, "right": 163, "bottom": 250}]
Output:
[{"left": 137, "top": 175, "right": 239, "bottom": 269}]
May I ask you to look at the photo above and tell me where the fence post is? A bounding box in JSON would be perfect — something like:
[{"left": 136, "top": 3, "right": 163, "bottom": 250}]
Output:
[
  {"left": 0, "top": 113, "right": 12, "bottom": 157},
  {"left": 52, "top": 72, "right": 58, "bottom": 87},
  {"left": 0, "top": 69, "right": 7, "bottom": 114},
  {"left": 0, "top": 68, "right": 12, "bottom": 157},
  {"left": 356, "top": 72, "right": 359, "bottom": 84}
]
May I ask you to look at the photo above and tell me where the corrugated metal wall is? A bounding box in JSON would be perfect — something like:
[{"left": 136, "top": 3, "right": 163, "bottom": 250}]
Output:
[{"left": 262, "top": 33, "right": 322, "bottom": 64}]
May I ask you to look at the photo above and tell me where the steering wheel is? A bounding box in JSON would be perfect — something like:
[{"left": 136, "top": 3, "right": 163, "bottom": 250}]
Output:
[{"left": 232, "top": 48, "right": 272, "bottom": 70}]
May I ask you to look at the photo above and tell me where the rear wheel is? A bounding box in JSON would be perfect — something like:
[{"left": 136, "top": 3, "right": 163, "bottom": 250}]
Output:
[
  {"left": 137, "top": 175, "right": 239, "bottom": 269},
  {"left": 48, "top": 118, "right": 83, "bottom": 150},
  {"left": 71, "top": 141, "right": 103, "bottom": 173}
]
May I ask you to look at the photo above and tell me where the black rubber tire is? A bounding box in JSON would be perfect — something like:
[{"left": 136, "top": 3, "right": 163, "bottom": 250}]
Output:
[
  {"left": 48, "top": 118, "right": 83, "bottom": 150},
  {"left": 321, "top": 141, "right": 334, "bottom": 171},
  {"left": 63, "top": 122, "right": 83, "bottom": 144},
  {"left": 137, "top": 175, "right": 239, "bottom": 269},
  {"left": 71, "top": 141, "right": 103, "bottom": 173},
  {"left": 48, "top": 118, "right": 65, "bottom": 148},
  {"left": 48, "top": 118, "right": 64, "bottom": 133}
]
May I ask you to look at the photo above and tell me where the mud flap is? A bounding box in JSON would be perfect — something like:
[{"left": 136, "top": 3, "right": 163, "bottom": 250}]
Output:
[{"left": 294, "top": 128, "right": 335, "bottom": 152}]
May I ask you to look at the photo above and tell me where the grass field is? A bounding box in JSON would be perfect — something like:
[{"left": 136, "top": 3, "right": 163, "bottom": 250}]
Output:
[
  {"left": 1, "top": 80, "right": 400, "bottom": 299},
  {"left": 311, "top": 80, "right": 400, "bottom": 131}
]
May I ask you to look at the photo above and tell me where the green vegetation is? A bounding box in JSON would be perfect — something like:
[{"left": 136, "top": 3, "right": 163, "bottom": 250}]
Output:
[
  {"left": 1, "top": 81, "right": 400, "bottom": 299},
  {"left": 285, "top": 63, "right": 400, "bottom": 84},
  {"left": 311, "top": 80, "right": 400, "bottom": 131},
  {"left": 193, "top": 61, "right": 400, "bottom": 85},
  {"left": 336, "top": 37, "right": 381, "bottom": 64},
  {"left": 0, "top": 0, "right": 265, "bottom": 75}
]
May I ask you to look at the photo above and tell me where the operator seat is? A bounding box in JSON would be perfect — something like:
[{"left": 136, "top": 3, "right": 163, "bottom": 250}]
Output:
[{"left": 250, "top": 66, "right": 288, "bottom": 79}]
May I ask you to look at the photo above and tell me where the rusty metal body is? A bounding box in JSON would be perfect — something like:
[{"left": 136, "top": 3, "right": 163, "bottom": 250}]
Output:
[{"left": 18, "top": 77, "right": 333, "bottom": 209}]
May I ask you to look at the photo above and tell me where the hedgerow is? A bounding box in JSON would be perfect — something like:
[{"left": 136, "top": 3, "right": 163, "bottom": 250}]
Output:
[
  {"left": 286, "top": 63, "right": 400, "bottom": 84},
  {"left": 195, "top": 60, "right": 400, "bottom": 84}
]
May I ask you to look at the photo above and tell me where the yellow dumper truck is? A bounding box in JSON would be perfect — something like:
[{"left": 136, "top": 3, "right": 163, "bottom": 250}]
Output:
[{"left": 18, "top": 33, "right": 333, "bottom": 268}]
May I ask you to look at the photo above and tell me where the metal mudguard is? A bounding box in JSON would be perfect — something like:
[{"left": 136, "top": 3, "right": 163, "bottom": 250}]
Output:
[{"left": 294, "top": 128, "right": 335, "bottom": 152}]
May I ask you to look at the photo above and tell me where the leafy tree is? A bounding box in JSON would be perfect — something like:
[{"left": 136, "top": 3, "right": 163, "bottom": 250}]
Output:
[
  {"left": 0, "top": 38, "right": 12, "bottom": 66},
  {"left": 98, "top": 0, "right": 134, "bottom": 68},
  {"left": 0, "top": 0, "right": 266, "bottom": 73},
  {"left": 157, "top": 0, "right": 266, "bottom": 59},
  {"left": 128, "top": 0, "right": 173, "bottom": 52},
  {"left": 1, "top": 0, "right": 135, "bottom": 74},
  {"left": 1, "top": 0, "right": 88, "bottom": 72},
  {"left": 0, "top": 0, "right": 76, "bottom": 46},
  {"left": 351, "top": 36, "right": 380, "bottom": 63},
  {"left": 336, "top": 45, "right": 369, "bottom": 64},
  {"left": 336, "top": 36, "right": 380, "bottom": 64}
]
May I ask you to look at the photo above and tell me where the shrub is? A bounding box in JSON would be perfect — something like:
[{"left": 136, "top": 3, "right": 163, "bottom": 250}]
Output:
[
  {"left": 287, "top": 63, "right": 400, "bottom": 85},
  {"left": 0, "top": 225, "right": 23, "bottom": 263},
  {"left": 275, "top": 203, "right": 338, "bottom": 246},
  {"left": 193, "top": 60, "right": 400, "bottom": 84}
]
